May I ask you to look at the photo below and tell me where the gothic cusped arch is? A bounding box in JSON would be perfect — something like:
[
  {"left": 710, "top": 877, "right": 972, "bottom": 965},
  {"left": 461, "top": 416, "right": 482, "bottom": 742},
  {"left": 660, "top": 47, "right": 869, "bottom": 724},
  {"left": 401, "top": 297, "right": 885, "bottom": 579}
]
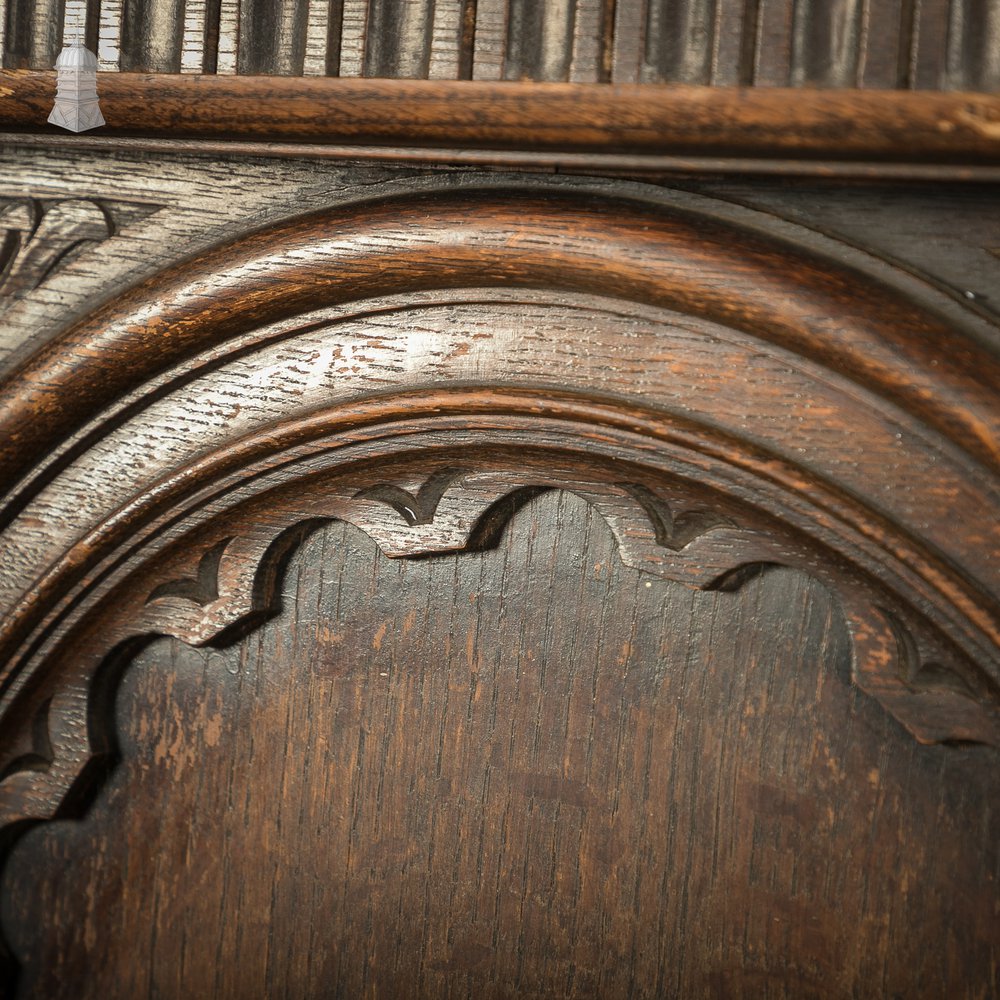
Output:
[{"left": 0, "top": 184, "right": 997, "bottom": 860}]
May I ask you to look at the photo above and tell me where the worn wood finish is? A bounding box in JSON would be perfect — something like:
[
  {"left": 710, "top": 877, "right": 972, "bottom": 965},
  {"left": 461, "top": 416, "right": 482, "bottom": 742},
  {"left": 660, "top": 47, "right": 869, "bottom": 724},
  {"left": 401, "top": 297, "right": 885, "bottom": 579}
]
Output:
[
  {"left": 0, "top": 177, "right": 996, "bottom": 780},
  {"left": 0, "top": 149, "right": 406, "bottom": 376},
  {"left": 0, "top": 147, "right": 997, "bottom": 995},
  {"left": 2, "top": 503, "right": 998, "bottom": 999},
  {"left": 1, "top": 149, "right": 997, "bottom": 399},
  {"left": 0, "top": 146, "right": 1000, "bottom": 410},
  {"left": 4, "top": 72, "right": 1000, "bottom": 166}
]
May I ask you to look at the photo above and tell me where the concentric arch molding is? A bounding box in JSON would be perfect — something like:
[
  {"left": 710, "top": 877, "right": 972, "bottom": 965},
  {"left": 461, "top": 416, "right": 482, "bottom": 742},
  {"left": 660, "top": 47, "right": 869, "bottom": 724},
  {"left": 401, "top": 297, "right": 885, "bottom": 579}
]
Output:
[{"left": 0, "top": 184, "right": 997, "bottom": 851}]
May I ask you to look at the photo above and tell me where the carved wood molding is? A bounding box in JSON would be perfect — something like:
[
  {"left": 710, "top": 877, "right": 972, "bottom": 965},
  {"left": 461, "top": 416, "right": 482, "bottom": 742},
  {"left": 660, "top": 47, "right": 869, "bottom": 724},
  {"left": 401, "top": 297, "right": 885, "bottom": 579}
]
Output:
[
  {"left": 0, "top": 197, "right": 112, "bottom": 303},
  {"left": 2, "top": 72, "right": 1000, "bottom": 175},
  {"left": 1, "top": 187, "right": 996, "bottom": 484},
  {"left": 0, "top": 183, "right": 997, "bottom": 852}
]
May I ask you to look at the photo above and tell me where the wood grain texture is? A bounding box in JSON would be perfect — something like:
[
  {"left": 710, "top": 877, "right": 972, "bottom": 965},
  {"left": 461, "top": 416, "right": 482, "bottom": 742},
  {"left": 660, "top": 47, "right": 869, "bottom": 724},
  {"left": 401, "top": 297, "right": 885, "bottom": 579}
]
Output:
[
  {"left": 2, "top": 503, "right": 998, "bottom": 998},
  {"left": 2, "top": 148, "right": 996, "bottom": 410},
  {"left": 4, "top": 71, "right": 1000, "bottom": 166},
  {"left": 680, "top": 179, "right": 1000, "bottom": 331},
  {"left": 4, "top": 0, "right": 998, "bottom": 90},
  {"left": 0, "top": 147, "right": 413, "bottom": 377},
  {"left": 0, "top": 149, "right": 997, "bottom": 998},
  {"left": 0, "top": 0, "right": 63, "bottom": 70},
  {"left": 0, "top": 176, "right": 996, "bottom": 852},
  {"left": 118, "top": 0, "right": 184, "bottom": 72}
]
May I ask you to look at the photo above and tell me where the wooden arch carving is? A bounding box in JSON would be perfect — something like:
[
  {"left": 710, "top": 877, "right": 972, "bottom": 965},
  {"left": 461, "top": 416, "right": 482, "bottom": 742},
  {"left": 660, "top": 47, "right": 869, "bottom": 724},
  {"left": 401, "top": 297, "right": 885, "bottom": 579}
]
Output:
[{"left": 0, "top": 183, "right": 998, "bottom": 875}]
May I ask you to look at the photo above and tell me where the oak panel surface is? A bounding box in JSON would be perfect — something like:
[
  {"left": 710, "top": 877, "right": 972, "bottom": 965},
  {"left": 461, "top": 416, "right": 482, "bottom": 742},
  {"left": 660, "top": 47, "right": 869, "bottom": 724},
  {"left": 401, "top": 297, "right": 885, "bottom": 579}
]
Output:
[
  {"left": 0, "top": 143, "right": 997, "bottom": 1000},
  {"left": 4, "top": 498, "right": 998, "bottom": 999}
]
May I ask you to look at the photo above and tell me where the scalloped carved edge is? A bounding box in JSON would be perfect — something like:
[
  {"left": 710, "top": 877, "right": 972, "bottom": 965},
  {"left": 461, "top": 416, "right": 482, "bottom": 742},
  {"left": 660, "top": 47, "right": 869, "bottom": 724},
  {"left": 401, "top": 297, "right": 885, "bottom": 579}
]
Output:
[
  {"left": 0, "top": 465, "right": 997, "bottom": 990},
  {"left": 137, "top": 474, "right": 763, "bottom": 647},
  {"left": 0, "top": 183, "right": 996, "bottom": 860},
  {"left": 1, "top": 470, "right": 996, "bottom": 832},
  {"left": 0, "top": 187, "right": 994, "bottom": 725},
  {"left": 0, "top": 187, "right": 994, "bottom": 735}
]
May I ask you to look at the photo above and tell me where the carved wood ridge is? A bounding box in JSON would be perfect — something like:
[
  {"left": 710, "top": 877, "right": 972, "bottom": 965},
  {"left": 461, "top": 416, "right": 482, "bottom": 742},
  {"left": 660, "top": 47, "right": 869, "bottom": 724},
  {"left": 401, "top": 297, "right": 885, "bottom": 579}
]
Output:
[{"left": 2, "top": 73, "right": 1000, "bottom": 179}]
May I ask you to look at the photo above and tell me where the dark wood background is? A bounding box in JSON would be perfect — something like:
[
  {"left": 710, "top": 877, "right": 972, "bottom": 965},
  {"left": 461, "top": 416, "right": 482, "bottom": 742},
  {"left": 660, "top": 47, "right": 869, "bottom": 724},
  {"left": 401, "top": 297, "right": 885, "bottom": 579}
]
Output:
[{"left": 4, "top": 499, "right": 998, "bottom": 999}]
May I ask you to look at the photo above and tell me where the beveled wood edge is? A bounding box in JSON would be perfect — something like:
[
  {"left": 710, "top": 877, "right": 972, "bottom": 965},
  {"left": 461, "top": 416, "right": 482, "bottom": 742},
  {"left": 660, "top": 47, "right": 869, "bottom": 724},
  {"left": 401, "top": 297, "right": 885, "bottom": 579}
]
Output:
[
  {"left": 2, "top": 72, "right": 1000, "bottom": 175},
  {"left": 1, "top": 187, "right": 997, "bottom": 493}
]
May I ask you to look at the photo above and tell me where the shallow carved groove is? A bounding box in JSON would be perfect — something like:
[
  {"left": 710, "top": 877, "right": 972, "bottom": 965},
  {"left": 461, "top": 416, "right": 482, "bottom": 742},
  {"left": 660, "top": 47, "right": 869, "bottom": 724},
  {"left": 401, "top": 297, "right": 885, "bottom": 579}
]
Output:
[
  {"left": 0, "top": 198, "right": 111, "bottom": 304},
  {"left": 620, "top": 482, "right": 737, "bottom": 552}
]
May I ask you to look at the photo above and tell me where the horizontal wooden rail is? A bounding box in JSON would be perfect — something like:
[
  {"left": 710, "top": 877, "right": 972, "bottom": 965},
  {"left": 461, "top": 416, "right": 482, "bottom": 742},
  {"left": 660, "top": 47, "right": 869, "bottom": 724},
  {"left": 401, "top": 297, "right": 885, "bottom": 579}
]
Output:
[{"left": 2, "top": 72, "right": 1000, "bottom": 171}]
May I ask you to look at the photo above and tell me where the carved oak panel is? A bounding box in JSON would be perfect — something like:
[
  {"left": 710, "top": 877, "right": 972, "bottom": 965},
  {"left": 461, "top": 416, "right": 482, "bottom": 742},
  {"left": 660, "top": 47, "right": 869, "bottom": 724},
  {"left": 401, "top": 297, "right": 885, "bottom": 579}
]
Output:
[
  {"left": 3, "top": 499, "right": 998, "bottom": 999},
  {"left": 0, "top": 168, "right": 997, "bottom": 997}
]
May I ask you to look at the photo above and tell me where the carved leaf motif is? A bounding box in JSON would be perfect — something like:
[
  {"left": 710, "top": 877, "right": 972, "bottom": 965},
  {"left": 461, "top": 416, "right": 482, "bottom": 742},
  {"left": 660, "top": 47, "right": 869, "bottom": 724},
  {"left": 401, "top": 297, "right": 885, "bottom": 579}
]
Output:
[
  {"left": 353, "top": 468, "right": 468, "bottom": 525},
  {"left": 0, "top": 197, "right": 113, "bottom": 303},
  {"left": 0, "top": 199, "right": 37, "bottom": 293},
  {"left": 146, "top": 537, "right": 235, "bottom": 606},
  {"left": 620, "top": 483, "right": 736, "bottom": 552}
]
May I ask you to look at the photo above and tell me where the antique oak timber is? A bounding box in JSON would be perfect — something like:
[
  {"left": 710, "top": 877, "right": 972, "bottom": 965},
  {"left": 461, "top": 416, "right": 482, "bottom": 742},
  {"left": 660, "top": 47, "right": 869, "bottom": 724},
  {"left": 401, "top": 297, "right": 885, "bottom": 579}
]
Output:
[{"left": 0, "top": 1, "right": 998, "bottom": 996}]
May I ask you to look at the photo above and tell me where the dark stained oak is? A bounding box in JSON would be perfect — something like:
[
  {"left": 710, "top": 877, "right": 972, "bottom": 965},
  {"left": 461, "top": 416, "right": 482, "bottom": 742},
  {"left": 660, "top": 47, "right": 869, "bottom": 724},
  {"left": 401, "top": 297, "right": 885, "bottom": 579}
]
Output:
[
  {"left": 2, "top": 73, "right": 1000, "bottom": 167},
  {"left": 0, "top": 189, "right": 995, "bottom": 767},
  {"left": 3, "top": 501, "right": 998, "bottom": 999},
  {"left": 0, "top": 80, "right": 998, "bottom": 999}
]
